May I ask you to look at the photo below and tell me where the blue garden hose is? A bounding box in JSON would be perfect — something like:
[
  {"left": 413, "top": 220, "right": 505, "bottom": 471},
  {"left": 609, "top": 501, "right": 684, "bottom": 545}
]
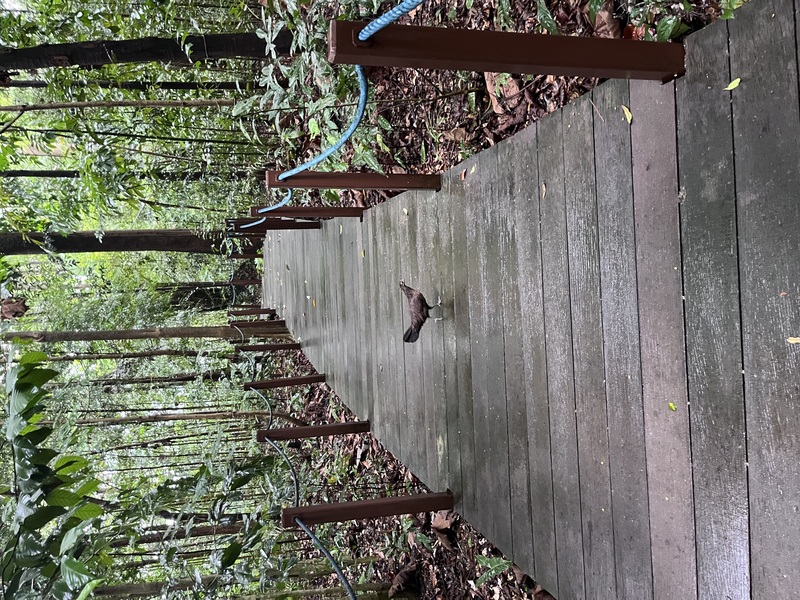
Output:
[{"left": 241, "top": 0, "right": 426, "bottom": 229}]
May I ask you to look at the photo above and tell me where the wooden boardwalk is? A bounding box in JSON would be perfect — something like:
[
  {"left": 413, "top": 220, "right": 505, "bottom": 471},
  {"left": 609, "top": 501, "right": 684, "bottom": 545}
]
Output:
[{"left": 263, "top": 1, "right": 800, "bottom": 597}]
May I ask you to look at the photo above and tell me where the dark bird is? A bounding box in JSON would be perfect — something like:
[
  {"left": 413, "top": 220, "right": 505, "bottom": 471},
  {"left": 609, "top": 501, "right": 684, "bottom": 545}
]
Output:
[{"left": 399, "top": 280, "right": 441, "bottom": 343}]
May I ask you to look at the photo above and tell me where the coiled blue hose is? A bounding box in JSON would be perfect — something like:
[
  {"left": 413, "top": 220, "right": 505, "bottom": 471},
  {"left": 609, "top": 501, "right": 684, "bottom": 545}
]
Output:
[{"left": 241, "top": 0, "right": 425, "bottom": 229}]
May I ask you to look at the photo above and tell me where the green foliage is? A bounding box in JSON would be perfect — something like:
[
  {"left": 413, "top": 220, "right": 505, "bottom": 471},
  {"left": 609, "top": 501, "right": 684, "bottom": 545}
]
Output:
[
  {"left": 627, "top": 0, "right": 692, "bottom": 41},
  {"left": 475, "top": 555, "right": 513, "bottom": 586},
  {"left": 2, "top": 356, "right": 103, "bottom": 599},
  {"left": 536, "top": 0, "right": 559, "bottom": 35}
]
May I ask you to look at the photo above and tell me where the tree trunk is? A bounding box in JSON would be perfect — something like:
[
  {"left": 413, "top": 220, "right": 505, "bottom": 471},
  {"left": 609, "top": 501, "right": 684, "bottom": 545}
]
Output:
[
  {"left": 51, "top": 409, "right": 305, "bottom": 426},
  {"left": 1, "top": 79, "right": 267, "bottom": 90},
  {"left": 2, "top": 325, "right": 289, "bottom": 343},
  {"left": 36, "top": 349, "right": 219, "bottom": 361},
  {"left": 0, "top": 230, "right": 227, "bottom": 255},
  {"left": 0, "top": 98, "right": 236, "bottom": 113},
  {"left": 0, "top": 169, "right": 262, "bottom": 179},
  {"left": 0, "top": 31, "right": 292, "bottom": 72}
]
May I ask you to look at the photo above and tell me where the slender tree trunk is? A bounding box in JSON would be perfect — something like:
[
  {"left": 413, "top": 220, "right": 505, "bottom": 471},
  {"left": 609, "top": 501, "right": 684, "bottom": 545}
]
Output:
[
  {"left": 78, "top": 369, "right": 229, "bottom": 386},
  {"left": 0, "top": 98, "right": 236, "bottom": 112},
  {"left": 0, "top": 31, "right": 292, "bottom": 71},
  {"left": 0, "top": 230, "right": 229, "bottom": 256},
  {"left": 2, "top": 325, "right": 257, "bottom": 342},
  {"left": 0, "top": 169, "right": 263, "bottom": 179},
  {"left": 1, "top": 79, "right": 266, "bottom": 90},
  {"left": 52, "top": 409, "right": 305, "bottom": 426},
  {"left": 36, "top": 349, "right": 228, "bottom": 361}
]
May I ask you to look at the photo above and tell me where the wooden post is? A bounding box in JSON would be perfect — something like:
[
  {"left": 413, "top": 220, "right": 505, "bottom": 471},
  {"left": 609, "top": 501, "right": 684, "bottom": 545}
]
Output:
[
  {"left": 282, "top": 491, "right": 454, "bottom": 527},
  {"left": 258, "top": 421, "right": 370, "bottom": 442},
  {"left": 230, "top": 279, "right": 262, "bottom": 286},
  {"left": 328, "top": 21, "right": 686, "bottom": 83},
  {"left": 236, "top": 343, "right": 301, "bottom": 352},
  {"left": 249, "top": 205, "right": 366, "bottom": 218},
  {"left": 229, "top": 319, "right": 286, "bottom": 329},
  {"left": 265, "top": 170, "right": 441, "bottom": 191},
  {"left": 243, "top": 374, "right": 326, "bottom": 390},
  {"left": 228, "top": 308, "right": 277, "bottom": 317},
  {"left": 226, "top": 218, "right": 322, "bottom": 232}
]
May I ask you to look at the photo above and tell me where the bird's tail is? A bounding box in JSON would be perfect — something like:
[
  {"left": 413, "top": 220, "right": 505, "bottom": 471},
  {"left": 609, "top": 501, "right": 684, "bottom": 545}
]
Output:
[{"left": 403, "top": 326, "right": 420, "bottom": 343}]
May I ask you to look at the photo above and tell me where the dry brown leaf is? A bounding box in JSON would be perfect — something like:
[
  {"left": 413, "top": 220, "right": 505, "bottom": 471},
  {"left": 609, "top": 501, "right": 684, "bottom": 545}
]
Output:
[
  {"left": 581, "top": 0, "right": 621, "bottom": 39},
  {"left": 389, "top": 563, "right": 418, "bottom": 598},
  {"left": 431, "top": 510, "right": 457, "bottom": 551},
  {"left": 459, "top": 169, "right": 467, "bottom": 180},
  {"left": 483, "top": 72, "right": 524, "bottom": 115}
]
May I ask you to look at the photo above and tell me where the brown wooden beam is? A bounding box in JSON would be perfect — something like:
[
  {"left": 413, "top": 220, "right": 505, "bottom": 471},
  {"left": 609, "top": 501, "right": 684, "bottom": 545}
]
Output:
[
  {"left": 226, "top": 219, "right": 322, "bottom": 232},
  {"left": 258, "top": 420, "right": 370, "bottom": 442},
  {"left": 282, "top": 491, "right": 454, "bottom": 527},
  {"left": 249, "top": 205, "right": 366, "bottom": 218},
  {"left": 230, "top": 279, "right": 261, "bottom": 286},
  {"left": 243, "top": 374, "right": 326, "bottom": 390},
  {"left": 228, "top": 308, "right": 276, "bottom": 317},
  {"left": 328, "top": 21, "right": 685, "bottom": 82},
  {"left": 235, "top": 343, "right": 301, "bottom": 352},
  {"left": 230, "top": 319, "right": 286, "bottom": 329},
  {"left": 266, "top": 169, "right": 441, "bottom": 191}
]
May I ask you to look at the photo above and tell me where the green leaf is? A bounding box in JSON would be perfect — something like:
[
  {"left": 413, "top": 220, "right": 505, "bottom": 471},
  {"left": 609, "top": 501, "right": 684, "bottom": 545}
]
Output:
[
  {"left": 476, "top": 555, "right": 512, "bottom": 586},
  {"left": 668, "top": 402, "right": 677, "bottom": 411},
  {"left": 308, "top": 117, "right": 320, "bottom": 136},
  {"left": 73, "top": 478, "right": 101, "bottom": 498},
  {"left": 75, "top": 578, "right": 105, "bottom": 600},
  {"left": 536, "top": 0, "right": 559, "bottom": 35},
  {"left": 18, "top": 367, "right": 58, "bottom": 389},
  {"left": 46, "top": 489, "right": 82, "bottom": 508},
  {"left": 61, "top": 557, "right": 93, "bottom": 591},
  {"left": 72, "top": 502, "right": 104, "bottom": 520},
  {"left": 30, "top": 447, "right": 59, "bottom": 466},
  {"left": 724, "top": 77, "right": 742, "bottom": 91},
  {"left": 24, "top": 505, "right": 67, "bottom": 530},
  {"left": 587, "top": 0, "right": 603, "bottom": 22},
  {"left": 221, "top": 541, "right": 242, "bottom": 568},
  {"left": 23, "top": 426, "right": 53, "bottom": 446},
  {"left": 19, "top": 351, "right": 49, "bottom": 364},
  {"left": 232, "top": 95, "right": 260, "bottom": 117},
  {"left": 656, "top": 16, "right": 678, "bottom": 42},
  {"left": 60, "top": 523, "right": 87, "bottom": 555},
  {"left": 54, "top": 455, "right": 88, "bottom": 474}
]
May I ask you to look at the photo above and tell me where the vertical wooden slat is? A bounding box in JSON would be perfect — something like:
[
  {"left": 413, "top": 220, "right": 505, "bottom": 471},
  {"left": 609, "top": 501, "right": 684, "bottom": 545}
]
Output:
[
  {"left": 594, "top": 82, "right": 653, "bottom": 600},
  {"left": 630, "top": 78, "right": 697, "bottom": 598},
  {"left": 730, "top": 0, "right": 800, "bottom": 594},
  {"left": 563, "top": 94, "right": 616, "bottom": 597},
  {"left": 538, "top": 109, "right": 585, "bottom": 599}
]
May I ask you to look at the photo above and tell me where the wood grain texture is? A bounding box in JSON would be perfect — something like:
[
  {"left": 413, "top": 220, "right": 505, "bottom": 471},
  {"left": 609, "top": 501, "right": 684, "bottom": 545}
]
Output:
[
  {"left": 496, "top": 134, "right": 534, "bottom": 572},
  {"left": 511, "top": 123, "right": 557, "bottom": 594},
  {"left": 592, "top": 83, "right": 653, "bottom": 600},
  {"left": 676, "top": 20, "right": 749, "bottom": 599},
  {"left": 730, "top": 0, "right": 800, "bottom": 593},
  {"left": 448, "top": 162, "right": 476, "bottom": 516},
  {"left": 479, "top": 146, "right": 513, "bottom": 556},
  {"left": 630, "top": 79, "right": 697, "bottom": 598},
  {"left": 563, "top": 94, "right": 616, "bottom": 598},
  {"left": 538, "top": 110, "right": 585, "bottom": 600}
]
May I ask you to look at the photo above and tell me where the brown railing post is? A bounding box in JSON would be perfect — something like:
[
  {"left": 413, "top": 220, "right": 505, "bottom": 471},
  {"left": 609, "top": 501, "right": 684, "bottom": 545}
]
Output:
[
  {"left": 328, "top": 21, "right": 685, "bottom": 83},
  {"left": 243, "top": 374, "right": 326, "bottom": 390},
  {"left": 266, "top": 170, "right": 441, "bottom": 191},
  {"left": 249, "top": 206, "right": 366, "bottom": 219},
  {"left": 229, "top": 319, "right": 286, "bottom": 329},
  {"left": 228, "top": 308, "right": 277, "bottom": 317},
  {"left": 236, "top": 342, "right": 301, "bottom": 352},
  {"left": 282, "top": 492, "right": 454, "bottom": 527},
  {"left": 226, "top": 218, "right": 322, "bottom": 232},
  {"left": 258, "top": 421, "right": 370, "bottom": 442}
]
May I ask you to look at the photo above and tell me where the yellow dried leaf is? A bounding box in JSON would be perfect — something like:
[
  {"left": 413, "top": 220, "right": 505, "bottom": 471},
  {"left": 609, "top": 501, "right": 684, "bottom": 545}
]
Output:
[
  {"left": 668, "top": 402, "right": 677, "bottom": 411},
  {"left": 724, "top": 77, "right": 741, "bottom": 91},
  {"left": 312, "top": 299, "right": 316, "bottom": 307},
  {"left": 787, "top": 337, "right": 800, "bottom": 344},
  {"left": 470, "top": 164, "right": 476, "bottom": 174},
  {"left": 339, "top": 224, "right": 342, "bottom": 235},
  {"left": 361, "top": 249, "right": 365, "bottom": 257},
  {"left": 621, "top": 104, "right": 632, "bottom": 124},
  {"left": 403, "top": 207, "right": 408, "bottom": 215}
]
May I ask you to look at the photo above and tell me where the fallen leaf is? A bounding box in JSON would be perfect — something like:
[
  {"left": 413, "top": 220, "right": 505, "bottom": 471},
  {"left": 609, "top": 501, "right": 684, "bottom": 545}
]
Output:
[
  {"left": 540, "top": 182, "right": 547, "bottom": 198},
  {"left": 787, "top": 337, "right": 800, "bottom": 344},
  {"left": 312, "top": 299, "right": 316, "bottom": 307},
  {"left": 621, "top": 104, "right": 632, "bottom": 123},
  {"left": 361, "top": 249, "right": 365, "bottom": 257},
  {"left": 431, "top": 510, "right": 457, "bottom": 551},
  {"left": 339, "top": 224, "right": 342, "bottom": 235},
  {"left": 470, "top": 164, "right": 476, "bottom": 174},
  {"left": 403, "top": 207, "right": 408, "bottom": 215},
  {"left": 668, "top": 402, "right": 677, "bottom": 411},
  {"left": 779, "top": 291, "right": 788, "bottom": 297},
  {"left": 459, "top": 169, "right": 467, "bottom": 180},
  {"left": 389, "top": 563, "right": 417, "bottom": 598},
  {"left": 724, "top": 77, "right": 741, "bottom": 91}
]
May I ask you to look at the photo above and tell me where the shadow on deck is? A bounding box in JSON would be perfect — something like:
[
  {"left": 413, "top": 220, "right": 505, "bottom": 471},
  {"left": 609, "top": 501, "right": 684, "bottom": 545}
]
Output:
[{"left": 264, "top": 1, "right": 800, "bottom": 597}]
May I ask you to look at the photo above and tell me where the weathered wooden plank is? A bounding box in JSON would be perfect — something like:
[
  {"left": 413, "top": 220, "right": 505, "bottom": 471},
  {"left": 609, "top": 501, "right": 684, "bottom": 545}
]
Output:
[
  {"left": 386, "top": 200, "right": 407, "bottom": 462},
  {"left": 343, "top": 219, "right": 364, "bottom": 415},
  {"left": 495, "top": 133, "right": 533, "bottom": 573},
  {"left": 477, "top": 146, "right": 513, "bottom": 555},
  {"left": 417, "top": 188, "right": 445, "bottom": 490},
  {"left": 399, "top": 193, "right": 428, "bottom": 484},
  {"left": 448, "top": 161, "right": 476, "bottom": 516},
  {"left": 361, "top": 211, "right": 377, "bottom": 428},
  {"left": 464, "top": 154, "right": 493, "bottom": 539},
  {"left": 630, "top": 79, "right": 696, "bottom": 598},
  {"left": 593, "top": 80, "right": 653, "bottom": 600},
  {"left": 512, "top": 122, "right": 557, "bottom": 594},
  {"left": 676, "top": 21, "right": 749, "bottom": 599},
  {"left": 435, "top": 174, "right": 459, "bottom": 496},
  {"left": 563, "top": 94, "right": 616, "bottom": 598},
  {"left": 537, "top": 109, "right": 585, "bottom": 600},
  {"left": 376, "top": 203, "right": 399, "bottom": 457},
  {"left": 730, "top": 0, "right": 800, "bottom": 594}
]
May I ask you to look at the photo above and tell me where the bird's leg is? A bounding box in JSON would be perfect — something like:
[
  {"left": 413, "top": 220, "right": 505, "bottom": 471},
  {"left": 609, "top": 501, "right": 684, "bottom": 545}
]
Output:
[{"left": 433, "top": 296, "right": 443, "bottom": 321}]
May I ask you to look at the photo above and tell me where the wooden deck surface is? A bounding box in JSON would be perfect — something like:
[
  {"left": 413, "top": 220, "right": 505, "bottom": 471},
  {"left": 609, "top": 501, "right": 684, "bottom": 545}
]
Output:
[{"left": 263, "top": 1, "right": 800, "bottom": 597}]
